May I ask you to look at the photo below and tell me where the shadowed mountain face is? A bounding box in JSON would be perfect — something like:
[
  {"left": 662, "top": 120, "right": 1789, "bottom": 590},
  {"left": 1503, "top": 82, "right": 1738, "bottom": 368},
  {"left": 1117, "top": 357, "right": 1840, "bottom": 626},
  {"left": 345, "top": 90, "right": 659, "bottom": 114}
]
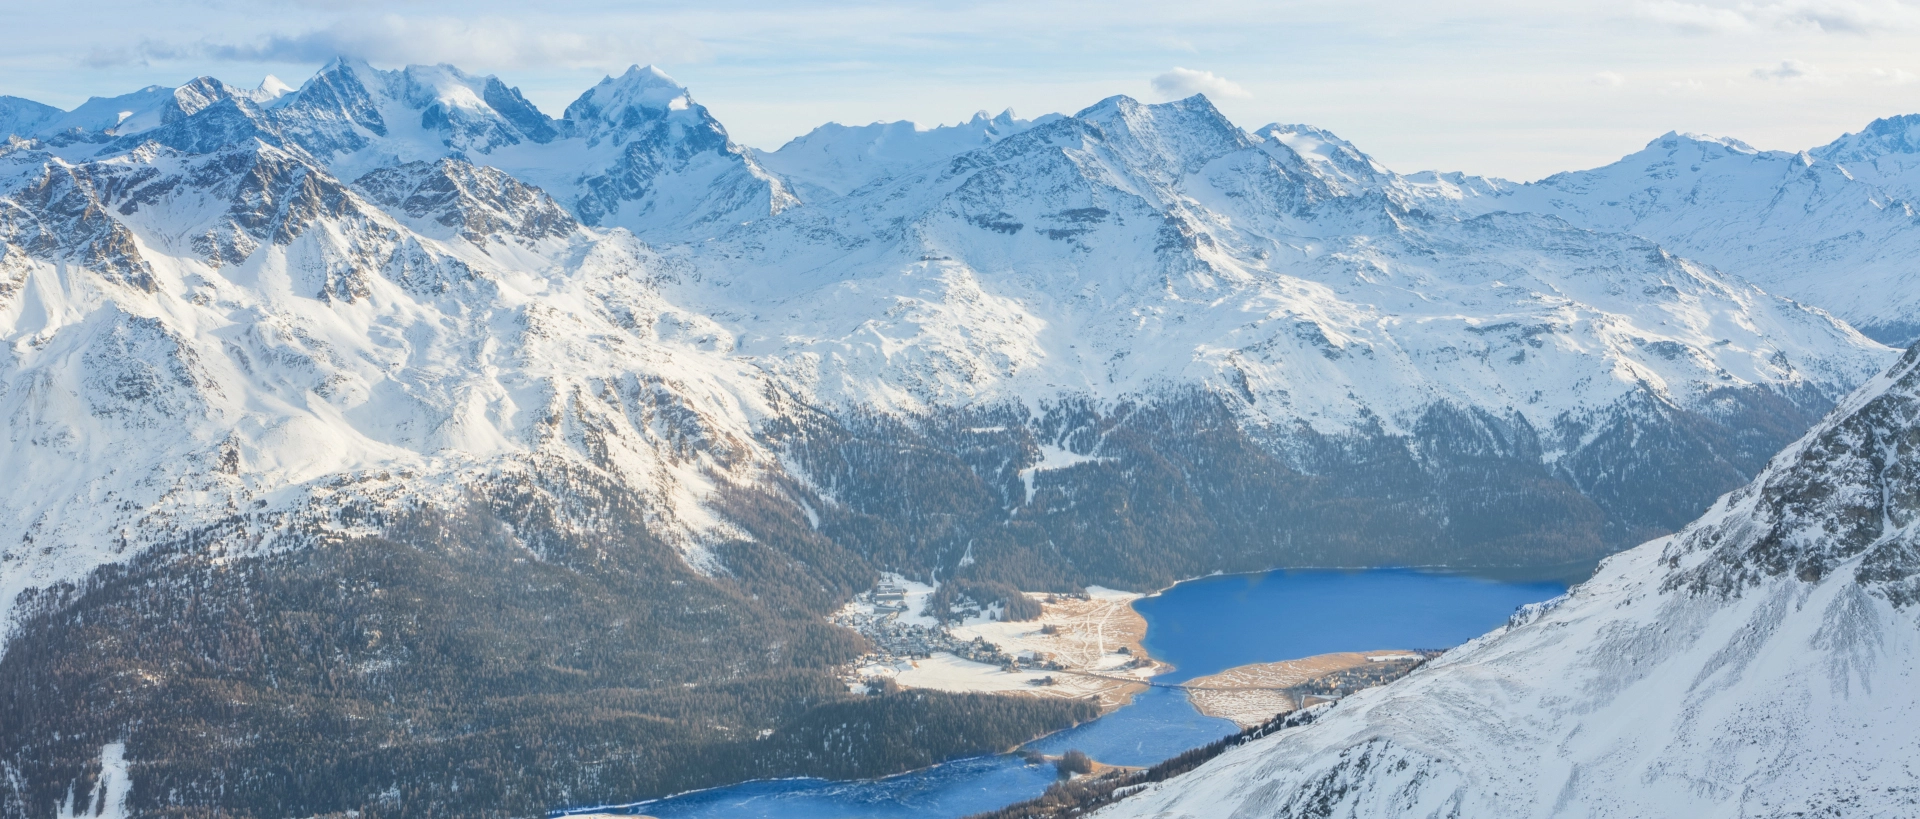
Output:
[{"left": 0, "top": 63, "right": 1906, "bottom": 817}]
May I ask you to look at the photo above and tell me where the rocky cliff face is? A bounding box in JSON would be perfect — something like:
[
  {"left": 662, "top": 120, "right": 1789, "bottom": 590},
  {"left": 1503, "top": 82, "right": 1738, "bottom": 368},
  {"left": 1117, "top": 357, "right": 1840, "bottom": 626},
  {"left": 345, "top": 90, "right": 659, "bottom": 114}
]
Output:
[{"left": 1092, "top": 344, "right": 1920, "bottom": 819}]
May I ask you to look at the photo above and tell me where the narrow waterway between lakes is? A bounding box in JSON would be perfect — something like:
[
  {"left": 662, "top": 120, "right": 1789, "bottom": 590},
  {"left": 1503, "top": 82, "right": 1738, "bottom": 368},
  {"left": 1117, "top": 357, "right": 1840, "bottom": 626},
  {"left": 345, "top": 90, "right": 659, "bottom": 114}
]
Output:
[{"left": 560, "top": 568, "right": 1569, "bottom": 819}]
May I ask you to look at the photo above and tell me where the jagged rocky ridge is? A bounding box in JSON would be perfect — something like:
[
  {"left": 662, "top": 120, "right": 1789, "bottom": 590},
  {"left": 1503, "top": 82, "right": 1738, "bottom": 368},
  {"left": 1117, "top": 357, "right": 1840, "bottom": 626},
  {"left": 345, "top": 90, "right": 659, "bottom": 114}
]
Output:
[
  {"left": 1091, "top": 342, "right": 1920, "bottom": 819},
  {"left": 0, "top": 62, "right": 1907, "bottom": 817}
]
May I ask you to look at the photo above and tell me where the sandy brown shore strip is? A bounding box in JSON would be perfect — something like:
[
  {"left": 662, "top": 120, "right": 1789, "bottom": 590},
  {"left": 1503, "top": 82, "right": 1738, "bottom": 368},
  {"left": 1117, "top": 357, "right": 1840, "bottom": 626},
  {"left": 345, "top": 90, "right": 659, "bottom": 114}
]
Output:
[{"left": 1181, "top": 651, "right": 1424, "bottom": 727}]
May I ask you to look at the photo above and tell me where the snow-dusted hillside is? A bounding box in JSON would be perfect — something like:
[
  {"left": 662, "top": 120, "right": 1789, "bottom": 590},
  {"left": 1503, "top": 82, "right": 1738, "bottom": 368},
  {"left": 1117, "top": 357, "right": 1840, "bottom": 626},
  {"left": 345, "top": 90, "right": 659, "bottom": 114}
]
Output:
[
  {"left": 1094, "top": 343, "right": 1920, "bottom": 819},
  {"left": 1466, "top": 126, "right": 1920, "bottom": 345}
]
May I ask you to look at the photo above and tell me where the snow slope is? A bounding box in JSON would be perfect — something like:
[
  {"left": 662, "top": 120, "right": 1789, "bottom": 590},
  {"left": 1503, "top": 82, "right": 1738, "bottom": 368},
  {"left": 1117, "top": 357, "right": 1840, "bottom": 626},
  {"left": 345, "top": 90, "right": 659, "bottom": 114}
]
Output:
[
  {"left": 0, "top": 98, "right": 59, "bottom": 143},
  {"left": 1094, "top": 343, "right": 1920, "bottom": 819},
  {"left": 1467, "top": 127, "right": 1920, "bottom": 344},
  {"left": 757, "top": 109, "right": 1053, "bottom": 199},
  {"left": 691, "top": 94, "right": 1886, "bottom": 437}
]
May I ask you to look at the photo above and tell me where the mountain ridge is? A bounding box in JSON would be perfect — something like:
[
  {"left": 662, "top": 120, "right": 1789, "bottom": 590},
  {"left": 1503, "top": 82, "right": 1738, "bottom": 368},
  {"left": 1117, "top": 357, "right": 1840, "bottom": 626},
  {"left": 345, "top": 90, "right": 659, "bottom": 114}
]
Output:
[
  {"left": 0, "top": 61, "right": 1912, "bottom": 818},
  {"left": 0, "top": 62, "right": 1895, "bottom": 641},
  {"left": 1464, "top": 128, "right": 1920, "bottom": 344}
]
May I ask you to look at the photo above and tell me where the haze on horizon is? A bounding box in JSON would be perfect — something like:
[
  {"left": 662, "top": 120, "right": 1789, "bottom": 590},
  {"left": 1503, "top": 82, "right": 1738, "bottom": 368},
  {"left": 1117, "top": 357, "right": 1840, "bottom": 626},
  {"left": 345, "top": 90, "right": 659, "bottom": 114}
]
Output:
[{"left": 6, "top": 0, "right": 1920, "bottom": 181}]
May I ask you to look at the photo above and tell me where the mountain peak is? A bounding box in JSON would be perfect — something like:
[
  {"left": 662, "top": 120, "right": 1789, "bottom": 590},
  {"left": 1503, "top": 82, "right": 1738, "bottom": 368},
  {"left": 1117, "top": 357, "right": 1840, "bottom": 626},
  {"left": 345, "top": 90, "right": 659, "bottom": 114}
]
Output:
[
  {"left": 622, "top": 63, "right": 682, "bottom": 86},
  {"left": 1255, "top": 122, "right": 1369, "bottom": 163},
  {"left": 0, "top": 95, "right": 60, "bottom": 139},
  {"left": 256, "top": 75, "right": 294, "bottom": 99},
  {"left": 1070, "top": 92, "right": 1252, "bottom": 181},
  {"left": 759, "top": 106, "right": 1048, "bottom": 197},
  {"left": 969, "top": 107, "right": 1021, "bottom": 128},
  {"left": 1812, "top": 113, "right": 1920, "bottom": 164},
  {"left": 18, "top": 84, "right": 192, "bottom": 144},
  {"left": 573, "top": 64, "right": 688, "bottom": 111},
  {"left": 561, "top": 64, "right": 699, "bottom": 147},
  {"left": 1647, "top": 130, "right": 1760, "bottom": 155},
  {"left": 1072, "top": 93, "right": 1145, "bottom": 120},
  {"left": 1075, "top": 92, "right": 1239, "bottom": 135}
]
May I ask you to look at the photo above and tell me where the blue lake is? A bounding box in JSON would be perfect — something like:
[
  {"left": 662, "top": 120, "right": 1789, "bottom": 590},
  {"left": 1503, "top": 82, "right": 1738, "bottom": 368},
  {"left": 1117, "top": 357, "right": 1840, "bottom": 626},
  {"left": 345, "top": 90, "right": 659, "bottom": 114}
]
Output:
[
  {"left": 562, "top": 568, "right": 1568, "bottom": 819},
  {"left": 1136, "top": 568, "right": 1570, "bottom": 684}
]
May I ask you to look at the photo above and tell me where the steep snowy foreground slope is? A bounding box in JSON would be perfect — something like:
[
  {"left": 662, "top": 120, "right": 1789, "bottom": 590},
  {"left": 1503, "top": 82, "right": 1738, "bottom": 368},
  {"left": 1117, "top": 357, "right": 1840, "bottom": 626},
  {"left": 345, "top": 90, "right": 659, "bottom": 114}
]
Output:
[
  {"left": 1096, "top": 343, "right": 1920, "bottom": 819},
  {"left": 0, "top": 61, "right": 1908, "bottom": 817}
]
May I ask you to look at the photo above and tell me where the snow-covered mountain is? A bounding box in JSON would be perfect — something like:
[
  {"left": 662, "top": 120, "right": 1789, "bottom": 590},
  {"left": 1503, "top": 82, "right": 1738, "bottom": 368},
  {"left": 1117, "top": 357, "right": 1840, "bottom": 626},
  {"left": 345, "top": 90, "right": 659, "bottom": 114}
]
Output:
[
  {"left": 6, "top": 60, "right": 794, "bottom": 241},
  {"left": 679, "top": 93, "right": 1888, "bottom": 561},
  {"left": 1814, "top": 113, "right": 1920, "bottom": 194},
  {"left": 0, "top": 132, "right": 779, "bottom": 614},
  {"left": 1463, "top": 124, "right": 1920, "bottom": 345},
  {"left": 0, "top": 97, "right": 60, "bottom": 141},
  {"left": 0, "top": 61, "right": 1911, "bottom": 818},
  {"left": 757, "top": 109, "right": 1053, "bottom": 198},
  {"left": 1095, "top": 341, "right": 1920, "bottom": 819},
  {"left": 0, "top": 65, "right": 1899, "bottom": 638},
  {"left": 701, "top": 95, "right": 1875, "bottom": 431}
]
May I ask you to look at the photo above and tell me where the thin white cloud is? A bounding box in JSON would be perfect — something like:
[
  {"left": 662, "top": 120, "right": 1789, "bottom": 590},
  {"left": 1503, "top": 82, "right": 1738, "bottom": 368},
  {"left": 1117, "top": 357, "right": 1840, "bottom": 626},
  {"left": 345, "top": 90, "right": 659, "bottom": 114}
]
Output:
[
  {"left": 1636, "top": 0, "right": 1753, "bottom": 33},
  {"left": 1752, "top": 59, "right": 1825, "bottom": 81},
  {"left": 1593, "top": 71, "right": 1626, "bottom": 86},
  {"left": 1638, "top": 0, "right": 1920, "bottom": 35},
  {"left": 96, "top": 14, "right": 708, "bottom": 71},
  {"left": 1772, "top": 0, "right": 1920, "bottom": 33},
  {"left": 1150, "top": 67, "right": 1251, "bottom": 101}
]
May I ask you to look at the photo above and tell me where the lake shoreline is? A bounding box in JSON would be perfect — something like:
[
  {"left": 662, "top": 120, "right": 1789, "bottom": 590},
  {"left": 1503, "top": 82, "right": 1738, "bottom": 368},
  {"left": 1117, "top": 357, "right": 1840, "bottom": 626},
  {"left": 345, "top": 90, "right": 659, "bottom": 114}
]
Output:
[{"left": 564, "top": 567, "right": 1570, "bottom": 819}]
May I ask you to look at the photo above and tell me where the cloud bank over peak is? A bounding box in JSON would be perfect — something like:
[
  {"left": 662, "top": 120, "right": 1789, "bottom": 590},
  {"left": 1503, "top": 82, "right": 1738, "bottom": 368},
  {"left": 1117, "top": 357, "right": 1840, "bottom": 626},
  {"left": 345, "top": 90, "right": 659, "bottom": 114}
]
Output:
[
  {"left": 1149, "top": 67, "right": 1251, "bottom": 101},
  {"left": 86, "top": 13, "right": 709, "bottom": 72}
]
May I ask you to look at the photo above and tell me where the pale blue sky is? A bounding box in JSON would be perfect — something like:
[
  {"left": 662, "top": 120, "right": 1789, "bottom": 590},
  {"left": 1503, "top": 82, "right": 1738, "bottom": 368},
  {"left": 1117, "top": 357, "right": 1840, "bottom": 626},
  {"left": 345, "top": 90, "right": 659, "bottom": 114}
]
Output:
[{"left": 6, "top": 0, "right": 1920, "bottom": 180}]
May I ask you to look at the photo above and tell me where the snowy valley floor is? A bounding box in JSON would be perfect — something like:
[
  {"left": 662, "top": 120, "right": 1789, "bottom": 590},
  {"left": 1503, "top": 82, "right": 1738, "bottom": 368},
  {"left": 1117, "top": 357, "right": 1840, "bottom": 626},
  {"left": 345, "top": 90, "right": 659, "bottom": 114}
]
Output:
[
  {"left": 838, "top": 584, "right": 1167, "bottom": 711},
  {"left": 835, "top": 582, "right": 1435, "bottom": 726}
]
